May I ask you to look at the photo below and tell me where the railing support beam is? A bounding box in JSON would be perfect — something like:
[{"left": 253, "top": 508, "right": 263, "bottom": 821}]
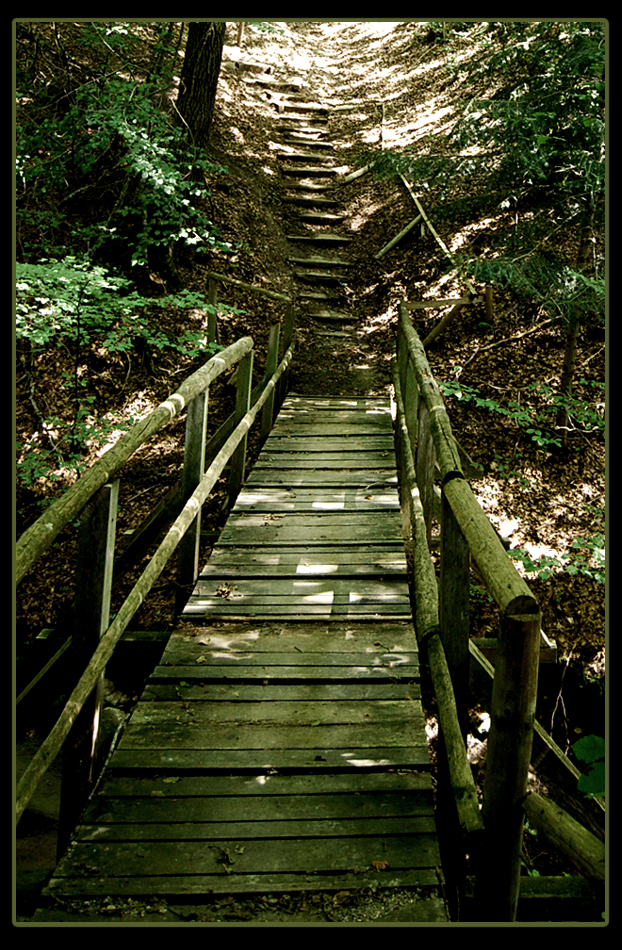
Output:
[
  {"left": 475, "top": 610, "right": 541, "bottom": 921},
  {"left": 57, "top": 480, "right": 118, "bottom": 858}
]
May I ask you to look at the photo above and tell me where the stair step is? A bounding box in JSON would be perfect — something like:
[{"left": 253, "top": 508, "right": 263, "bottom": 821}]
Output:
[
  {"left": 288, "top": 256, "right": 352, "bottom": 268},
  {"left": 300, "top": 212, "right": 346, "bottom": 224},
  {"left": 278, "top": 123, "right": 329, "bottom": 134},
  {"left": 294, "top": 270, "right": 348, "bottom": 283},
  {"left": 281, "top": 165, "right": 339, "bottom": 177},
  {"left": 283, "top": 195, "right": 341, "bottom": 207},
  {"left": 310, "top": 310, "right": 355, "bottom": 322},
  {"left": 278, "top": 101, "right": 330, "bottom": 113},
  {"left": 283, "top": 181, "right": 336, "bottom": 192},
  {"left": 282, "top": 136, "right": 335, "bottom": 150},
  {"left": 288, "top": 233, "right": 352, "bottom": 245},
  {"left": 278, "top": 151, "right": 335, "bottom": 163}
]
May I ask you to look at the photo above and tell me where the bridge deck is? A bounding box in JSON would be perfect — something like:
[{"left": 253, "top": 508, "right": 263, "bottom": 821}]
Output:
[{"left": 44, "top": 396, "right": 445, "bottom": 908}]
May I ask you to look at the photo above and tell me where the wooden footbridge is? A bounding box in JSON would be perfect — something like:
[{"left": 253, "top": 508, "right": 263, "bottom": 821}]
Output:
[
  {"left": 15, "top": 67, "right": 605, "bottom": 924},
  {"left": 40, "top": 393, "right": 443, "bottom": 904}
]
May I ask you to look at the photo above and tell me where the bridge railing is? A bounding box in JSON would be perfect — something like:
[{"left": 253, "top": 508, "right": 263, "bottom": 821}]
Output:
[
  {"left": 393, "top": 299, "right": 542, "bottom": 921},
  {"left": 15, "top": 282, "right": 297, "bottom": 844}
]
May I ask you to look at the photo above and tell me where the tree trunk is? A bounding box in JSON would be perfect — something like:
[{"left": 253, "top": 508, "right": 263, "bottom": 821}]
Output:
[
  {"left": 555, "top": 207, "right": 594, "bottom": 448},
  {"left": 177, "top": 21, "right": 226, "bottom": 151}
]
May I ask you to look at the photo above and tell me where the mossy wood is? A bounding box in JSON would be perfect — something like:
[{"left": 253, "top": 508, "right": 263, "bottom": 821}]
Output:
[
  {"left": 15, "top": 342, "right": 295, "bottom": 825},
  {"left": 522, "top": 792, "right": 605, "bottom": 882},
  {"left": 16, "top": 336, "right": 254, "bottom": 585},
  {"left": 397, "top": 302, "right": 463, "bottom": 482}
]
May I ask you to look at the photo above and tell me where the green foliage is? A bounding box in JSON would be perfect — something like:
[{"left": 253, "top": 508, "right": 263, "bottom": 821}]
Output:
[
  {"left": 437, "top": 376, "right": 605, "bottom": 451},
  {"left": 571, "top": 735, "right": 605, "bottom": 798},
  {"left": 15, "top": 255, "right": 241, "bottom": 489},
  {"left": 508, "top": 537, "right": 605, "bottom": 584},
  {"left": 370, "top": 22, "right": 605, "bottom": 325},
  {"left": 15, "top": 256, "right": 232, "bottom": 356},
  {"left": 16, "top": 22, "right": 235, "bottom": 268}
]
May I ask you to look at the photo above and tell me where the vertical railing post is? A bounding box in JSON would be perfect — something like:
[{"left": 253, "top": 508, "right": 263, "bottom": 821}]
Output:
[
  {"left": 261, "top": 323, "right": 280, "bottom": 443},
  {"left": 475, "top": 609, "right": 541, "bottom": 921},
  {"left": 275, "top": 305, "right": 295, "bottom": 412},
  {"left": 228, "top": 346, "right": 254, "bottom": 506},
  {"left": 57, "top": 480, "right": 118, "bottom": 859},
  {"left": 176, "top": 387, "right": 209, "bottom": 612},
  {"left": 415, "top": 400, "right": 435, "bottom": 547},
  {"left": 439, "top": 485, "right": 471, "bottom": 740}
]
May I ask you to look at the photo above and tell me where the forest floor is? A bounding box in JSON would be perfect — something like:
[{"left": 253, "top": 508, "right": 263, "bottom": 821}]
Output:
[{"left": 15, "top": 21, "right": 606, "bottom": 925}]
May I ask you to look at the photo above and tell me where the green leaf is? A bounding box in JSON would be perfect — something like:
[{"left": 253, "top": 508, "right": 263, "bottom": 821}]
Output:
[
  {"left": 577, "top": 761, "right": 605, "bottom": 797},
  {"left": 572, "top": 734, "right": 605, "bottom": 765}
]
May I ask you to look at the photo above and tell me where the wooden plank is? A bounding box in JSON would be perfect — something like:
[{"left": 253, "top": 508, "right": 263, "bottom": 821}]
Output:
[
  {"left": 282, "top": 395, "right": 391, "bottom": 408},
  {"left": 168, "top": 622, "right": 415, "bottom": 650},
  {"left": 76, "top": 817, "right": 437, "bottom": 842},
  {"left": 84, "top": 790, "right": 432, "bottom": 824},
  {"left": 93, "top": 770, "right": 434, "bottom": 799},
  {"left": 233, "top": 486, "right": 400, "bottom": 509},
  {"left": 154, "top": 649, "right": 415, "bottom": 669},
  {"left": 106, "top": 745, "right": 431, "bottom": 770},
  {"left": 118, "top": 722, "right": 423, "bottom": 752},
  {"left": 225, "top": 510, "right": 402, "bottom": 527},
  {"left": 51, "top": 834, "right": 441, "bottom": 880},
  {"left": 251, "top": 454, "right": 396, "bottom": 469},
  {"left": 45, "top": 868, "right": 441, "bottom": 899},
  {"left": 245, "top": 469, "right": 399, "bottom": 487},
  {"left": 148, "top": 664, "right": 419, "bottom": 681},
  {"left": 141, "top": 682, "right": 422, "bottom": 702},
  {"left": 183, "top": 606, "right": 413, "bottom": 621},
  {"left": 197, "top": 548, "right": 407, "bottom": 575},
  {"left": 216, "top": 518, "right": 403, "bottom": 545},
  {"left": 263, "top": 436, "right": 395, "bottom": 452}
]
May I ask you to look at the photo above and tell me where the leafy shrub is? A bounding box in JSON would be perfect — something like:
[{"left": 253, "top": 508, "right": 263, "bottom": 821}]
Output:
[{"left": 571, "top": 734, "right": 605, "bottom": 798}]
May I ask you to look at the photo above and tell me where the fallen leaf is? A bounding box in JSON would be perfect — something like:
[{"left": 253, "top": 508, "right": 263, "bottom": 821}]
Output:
[{"left": 372, "top": 860, "right": 390, "bottom": 871}]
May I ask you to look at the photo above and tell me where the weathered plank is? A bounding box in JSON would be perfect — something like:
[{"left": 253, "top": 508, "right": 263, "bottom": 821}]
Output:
[
  {"left": 141, "top": 682, "right": 422, "bottom": 702},
  {"left": 105, "top": 745, "right": 431, "bottom": 771},
  {"left": 154, "top": 649, "right": 415, "bottom": 670},
  {"left": 130, "top": 700, "right": 422, "bottom": 726},
  {"left": 52, "top": 834, "right": 441, "bottom": 880},
  {"left": 245, "top": 469, "right": 398, "bottom": 487},
  {"left": 233, "top": 486, "right": 400, "bottom": 509},
  {"left": 76, "top": 816, "right": 437, "bottom": 842},
  {"left": 149, "top": 661, "right": 419, "bottom": 680},
  {"left": 84, "top": 790, "right": 432, "bottom": 824},
  {"left": 93, "top": 769, "right": 434, "bottom": 799},
  {"left": 46, "top": 868, "right": 441, "bottom": 899},
  {"left": 197, "top": 547, "right": 407, "bottom": 575}
]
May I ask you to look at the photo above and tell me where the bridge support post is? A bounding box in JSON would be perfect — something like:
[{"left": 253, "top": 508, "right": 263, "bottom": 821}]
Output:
[
  {"left": 475, "top": 610, "right": 541, "bottom": 920},
  {"left": 229, "top": 347, "right": 254, "bottom": 506},
  {"left": 261, "top": 323, "right": 280, "bottom": 443},
  {"left": 440, "top": 487, "right": 470, "bottom": 741},
  {"left": 58, "top": 480, "right": 118, "bottom": 859},
  {"left": 177, "top": 388, "right": 209, "bottom": 611}
]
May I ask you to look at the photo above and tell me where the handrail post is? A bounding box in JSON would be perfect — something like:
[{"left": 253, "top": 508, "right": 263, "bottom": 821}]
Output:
[
  {"left": 440, "top": 485, "right": 470, "bottom": 741},
  {"left": 57, "top": 480, "right": 118, "bottom": 859},
  {"left": 261, "top": 323, "right": 280, "bottom": 443},
  {"left": 276, "top": 305, "right": 296, "bottom": 412},
  {"left": 475, "top": 609, "right": 541, "bottom": 921},
  {"left": 176, "top": 386, "right": 209, "bottom": 612},
  {"left": 228, "top": 346, "right": 254, "bottom": 505}
]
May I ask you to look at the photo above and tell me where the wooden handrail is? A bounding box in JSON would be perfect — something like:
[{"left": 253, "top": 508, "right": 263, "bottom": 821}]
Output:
[
  {"left": 392, "top": 356, "right": 484, "bottom": 842},
  {"left": 16, "top": 336, "right": 254, "bottom": 585},
  {"left": 16, "top": 339, "right": 295, "bottom": 824},
  {"left": 393, "top": 306, "right": 543, "bottom": 920}
]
